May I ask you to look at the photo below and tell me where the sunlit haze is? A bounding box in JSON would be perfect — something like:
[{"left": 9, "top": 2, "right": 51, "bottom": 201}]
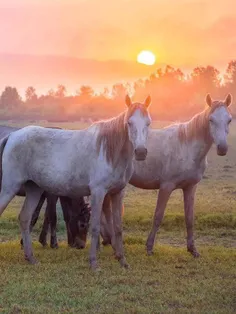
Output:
[{"left": 0, "top": 0, "right": 235, "bottom": 93}]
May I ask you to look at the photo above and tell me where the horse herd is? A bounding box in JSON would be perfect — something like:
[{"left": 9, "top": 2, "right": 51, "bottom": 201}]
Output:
[{"left": 0, "top": 93, "right": 232, "bottom": 270}]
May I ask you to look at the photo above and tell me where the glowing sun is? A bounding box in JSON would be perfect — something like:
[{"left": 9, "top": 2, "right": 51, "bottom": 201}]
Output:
[{"left": 137, "top": 50, "right": 156, "bottom": 65}]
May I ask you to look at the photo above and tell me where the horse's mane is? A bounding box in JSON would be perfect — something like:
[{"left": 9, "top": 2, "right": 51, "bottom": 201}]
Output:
[
  {"left": 96, "top": 103, "right": 148, "bottom": 165},
  {"left": 177, "top": 101, "right": 229, "bottom": 143}
]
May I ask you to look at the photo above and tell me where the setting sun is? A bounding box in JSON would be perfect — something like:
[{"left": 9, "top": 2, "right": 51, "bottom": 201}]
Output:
[{"left": 137, "top": 50, "right": 156, "bottom": 66}]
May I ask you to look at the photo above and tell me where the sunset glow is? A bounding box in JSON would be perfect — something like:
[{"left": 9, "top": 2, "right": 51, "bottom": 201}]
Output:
[
  {"left": 137, "top": 51, "right": 156, "bottom": 66},
  {"left": 0, "top": 0, "right": 235, "bottom": 93}
]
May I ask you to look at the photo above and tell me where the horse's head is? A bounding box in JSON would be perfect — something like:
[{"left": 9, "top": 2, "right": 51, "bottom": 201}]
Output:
[
  {"left": 69, "top": 201, "right": 91, "bottom": 249},
  {"left": 206, "top": 94, "right": 232, "bottom": 156},
  {"left": 125, "top": 95, "right": 152, "bottom": 161}
]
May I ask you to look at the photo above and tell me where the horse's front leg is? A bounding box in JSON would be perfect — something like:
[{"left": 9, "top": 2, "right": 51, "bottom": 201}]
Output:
[
  {"left": 38, "top": 206, "right": 50, "bottom": 247},
  {"left": 20, "top": 182, "right": 43, "bottom": 264},
  {"left": 89, "top": 189, "right": 106, "bottom": 271},
  {"left": 183, "top": 184, "right": 199, "bottom": 257},
  {"left": 111, "top": 190, "right": 128, "bottom": 268},
  {"left": 146, "top": 186, "right": 173, "bottom": 255}
]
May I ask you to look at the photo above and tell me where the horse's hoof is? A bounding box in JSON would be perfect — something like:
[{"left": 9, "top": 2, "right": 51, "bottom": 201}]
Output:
[
  {"left": 39, "top": 239, "right": 47, "bottom": 247},
  {"left": 90, "top": 264, "right": 101, "bottom": 272},
  {"left": 68, "top": 242, "right": 76, "bottom": 248},
  {"left": 50, "top": 243, "right": 59, "bottom": 249},
  {"left": 102, "top": 239, "right": 111, "bottom": 246},
  {"left": 25, "top": 256, "right": 39, "bottom": 265},
  {"left": 121, "top": 261, "right": 130, "bottom": 269},
  {"left": 146, "top": 249, "right": 154, "bottom": 256},
  {"left": 192, "top": 251, "right": 200, "bottom": 258},
  {"left": 188, "top": 247, "right": 200, "bottom": 258}
]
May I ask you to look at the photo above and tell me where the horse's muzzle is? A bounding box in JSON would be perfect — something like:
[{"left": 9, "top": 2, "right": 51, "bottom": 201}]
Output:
[
  {"left": 74, "top": 237, "right": 86, "bottom": 249},
  {"left": 134, "top": 147, "right": 147, "bottom": 161},
  {"left": 217, "top": 144, "right": 228, "bottom": 156}
]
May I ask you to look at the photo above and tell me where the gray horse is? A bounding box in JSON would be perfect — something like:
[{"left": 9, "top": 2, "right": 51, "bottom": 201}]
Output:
[
  {"left": 0, "top": 125, "right": 90, "bottom": 249},
  {"left": 101, "top": 94, "right": 232, "bottom": 257},
  {"left": 0, "top": 95, "right": 151, "bottom": 270}
]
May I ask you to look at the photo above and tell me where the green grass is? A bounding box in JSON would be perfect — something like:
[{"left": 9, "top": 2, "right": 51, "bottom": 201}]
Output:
[{"left": 0, "top": 120, "right": 236, "bottom": 313}]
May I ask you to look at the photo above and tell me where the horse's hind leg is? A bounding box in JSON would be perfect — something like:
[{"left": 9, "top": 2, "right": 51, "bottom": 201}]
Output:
[
  {"left": 47, "top": 195, "right": 58, "bottom": 249},
  {"left": 19, "top": 182, "right": 43, "bottom": 264},
  {"left": 38, "top": 207, "right": 50, "bottom": 247},
  {"left": 0, "top": 190, "right": 18, "bottom": 216},
  {"left": 20, "top": 193, "right": 46, "bottom": 248},
  {"left": 183, "top": 185, "right": 199, "bottom": 258},
  {"left": 146, "top": 187, "right": 172, "bottom": 255},
  {"left": 0, "top": 180, "right": 22, "bottom": 216},
  {"left": 31, "top": 193, "right": 46, "bottom": 230},
  {"left": 60, "top": 196, "right": 73, "bottom": 247}
]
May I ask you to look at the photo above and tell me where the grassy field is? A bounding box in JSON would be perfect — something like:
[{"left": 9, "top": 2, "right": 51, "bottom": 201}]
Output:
[{"left": 0, "top": 120, "right": 236, "bottom": 313}]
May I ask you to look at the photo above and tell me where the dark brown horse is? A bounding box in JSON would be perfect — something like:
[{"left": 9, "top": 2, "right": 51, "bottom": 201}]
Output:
[
  {"left": 0, "top": 125, "right": 90, "bottom": 249},
  {"left": 29, "top": 194, "right": 91, "bottom": 249}
]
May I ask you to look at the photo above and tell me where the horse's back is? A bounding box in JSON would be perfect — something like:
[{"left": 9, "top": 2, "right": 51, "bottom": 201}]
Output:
[{"left": 2, "top": 125, "right": 97, "bottom": 197}]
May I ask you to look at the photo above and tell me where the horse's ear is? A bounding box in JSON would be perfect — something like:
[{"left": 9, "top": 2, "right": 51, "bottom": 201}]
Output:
[
  {"left": 144, "top": 95, "right": 151, "bottom": 108},
  {"left": 224, "top": 94, "right": 232, "bottom": 107},
  {"left": 206, "top": 94, "right": 212, "bottom": 107},
  {"left": 125, "top": 95, "right": 132, "bottom": 108}
]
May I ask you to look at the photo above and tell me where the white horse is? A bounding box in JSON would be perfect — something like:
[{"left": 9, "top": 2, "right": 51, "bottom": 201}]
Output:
[
  {"left": 0, "top": 95, "right": 151, "bottom": 270},
  {"left": 101, "top": 94, "right": 232, "bottom": 257}
]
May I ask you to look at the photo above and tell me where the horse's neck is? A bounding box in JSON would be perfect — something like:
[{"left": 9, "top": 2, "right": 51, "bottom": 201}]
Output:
[
  {"left": 116, "top": 131, "right": 134, "bottom": 167},
  {"left": 187, "top": 110, "right": 213, "bottom": 162},
  {"left": 96, "top": 113, "right": 134, "bottom": 168}
]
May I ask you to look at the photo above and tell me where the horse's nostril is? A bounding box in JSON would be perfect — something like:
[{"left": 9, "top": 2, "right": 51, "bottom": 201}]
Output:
[
  {"left": 77, "top": 244, "right": 85, "bottom": 249},
  {"left": 217, "top": 144, "right": 228, "bottom": 156},
  {"left": 135, "top": 148, "right": 147, "bottom": 156}
]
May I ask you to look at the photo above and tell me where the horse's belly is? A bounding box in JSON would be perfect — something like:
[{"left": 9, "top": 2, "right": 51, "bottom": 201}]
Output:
[
  {"left": 66, "top": 185, "right": 91, "bottom": 198},
  {"left": 30, "top": 172, "right": 91, "bottom": 198},
  {"left": 129, "top": 179, "right": 160, "bottom": 190},
  {"left": 176, "top": 175, "right": 202, "bottom": 189},
  {"left": 129, "top": 172, "right": 160, "bottom": 190}
]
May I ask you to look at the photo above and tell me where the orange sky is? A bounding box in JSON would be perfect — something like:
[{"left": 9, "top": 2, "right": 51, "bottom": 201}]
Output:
[{"left": 0, "top": 0, "right": 236, "bottom": 68}]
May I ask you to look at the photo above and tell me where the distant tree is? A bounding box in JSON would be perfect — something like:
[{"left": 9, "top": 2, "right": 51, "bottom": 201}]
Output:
[
  {"left": 78, "top": 85, "right": 94, "bottom": 97},
  {"left": 25, "top": 86, "right": 38, "bottom": 105},
  {"left": 47, "top": 89, "right": 55, "bottom": 97},
  {"left": 76, "top": 85, "right": 94, "bottom": 103},
  {"left": 101, "top": 87, "right": 110, "bottom": 98},
  {"left": 191, "top": 66, "right": 220, "bottom": 93},
  {"left": 225, "top": 60, "right": 236, "bottom": 86},
  {"left": 111, "top": 83, "right": 127, "bottom": 99},
  {"left": 0, "top": 86, "right": 22, "bottom": 109},
  {"left": 55, "top": 84, "right": 66, "bottom": 98}
]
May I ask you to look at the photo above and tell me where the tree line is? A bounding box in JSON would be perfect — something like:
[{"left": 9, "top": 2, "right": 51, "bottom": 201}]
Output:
[{"left": 1, "top": 60, "right": 236, "bottom": 122}]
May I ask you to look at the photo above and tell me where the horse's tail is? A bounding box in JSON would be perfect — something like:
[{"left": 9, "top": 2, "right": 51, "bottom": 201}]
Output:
[{"left": 0, "top": 135, "right": 10, "bottom": 189}]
